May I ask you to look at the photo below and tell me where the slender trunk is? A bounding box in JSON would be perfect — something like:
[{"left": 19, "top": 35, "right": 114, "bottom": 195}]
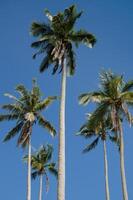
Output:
[
  {"left": 119, "top": 122, "right": 128, "bottom": 200},
  {"left": 57, "top": 59, "right": 66, "bottom": 200},
  {"left": 39, "top": 175, "right": 43, "bottom": 200},
  {"left": 27, "top": 136, "right": 31, "bottom": 200},
  {"left": 103, "top": 140, "right": 110, "bottom": 200}
]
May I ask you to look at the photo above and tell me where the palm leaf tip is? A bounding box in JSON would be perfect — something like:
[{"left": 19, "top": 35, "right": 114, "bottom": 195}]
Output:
[
  {"left": 45, "top": 9, "right": 53, "bottom": 21},
  {"left": 78, "top": 93, "right": 90, "bottom": 105},
  {"left": 37, "top": 115, "right": 56, "bottom": 137},
  {"left": 83, "top": 137, "right": 99, "bottom": 153}
]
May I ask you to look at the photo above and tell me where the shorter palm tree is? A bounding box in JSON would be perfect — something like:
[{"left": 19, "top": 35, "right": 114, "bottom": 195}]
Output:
[
  {"left": 77, "top": 112, "right": 112, "bottom": 200},
  {"left": 0, "top": 80, "right": 57, "bottom": 200},
  {"left": 79, "top": 70, "right": 133, "bottom": 200},
  {"left": 24, "top": 144, "right": 57, "bottom": 200}
]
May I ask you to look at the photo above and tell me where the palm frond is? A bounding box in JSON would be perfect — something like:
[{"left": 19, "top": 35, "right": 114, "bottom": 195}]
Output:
[
  {"left": 34, "top": 96, "right": 57, "bottom": 111},
  {"left": 66, "top": 43, "right": 76, "bottom": 76},
  {"left": 32, "top": 81, "right": 41, "bottom": 99},
  {"left": 0, "top": 114, "right": 19, "bottom": 122},
  {"left": 83, "top": 136, "right": 100, "bottom": 153},
  {"left": 48, "top": 163, "right": 58, "bottom": 177},
  {"left": 16, "top": 84, "right": 29, "bottom": 98},
  {"left": 120, "top": 91, "right": 133, "bottom": 103},
  {"left": 121, "top": 103, "right": 132, "bottom": 125},
  {"left": 109, "top": 135, "right": 120, "bottom": 149},
  {"left": 4, "top": 93, "right": 24, "bottom": 105},
  {"left": 31, "top": 22, "right": 53, "bottom": 37},
  {"left": 45, "top": 9, "right": 53, "bottom": 21},
  {"left": 79, "top": 92, "right": 105, "bottom": 105},
  {"left": 37, "top": 115, "right": 56, "bottom": 136},
  {"left": 63, "top": 5, "right": 83, "bottom": 31},
  {"left": 17, "top": 121, "right": 31, "bottom": 147},
  {"left": 77, "top": 123, "right": 95, "bottom": 138},
  {"left": 2, "top": 104, "right": 21, "bottom": 114},
  {"left": 31, "top": 171, "right": 39, "bottom": 179},
  {"left": 52, "top": 60, "right": 60, "bottom": 75},
  {"left": 69, "top": 30, "right": 96, "bottom": 47},
  {"left": 3, "top": 122, "right": 23, "bottom": 142},
  {"left": 122, "top": 80, "right": 133, "bottom": 92}
]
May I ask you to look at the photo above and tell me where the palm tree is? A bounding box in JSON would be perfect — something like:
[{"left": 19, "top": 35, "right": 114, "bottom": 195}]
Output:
[
  {"left": 77, "top": 112, "right": 112, "bottom": 200},
  {"left": 24, "top": 144, "right": 58, "bottom": 200},
  {"left": 30, "top": 5, "right": 96, "bottom": 200},
  {"left": 79, "top": 70, "right": 133, "bottom": 200},
  {"left": 0, "top": 80, "right": 56, "bottom": 200}
]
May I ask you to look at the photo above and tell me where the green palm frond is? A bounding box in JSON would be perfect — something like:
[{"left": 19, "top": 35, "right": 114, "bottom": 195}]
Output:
[
  {"left": 48, "top": 163, "right": 58, "bottom": 177},
  {"left": 4, "top": 93, "right": 23, "bottom": 105},
  {"left": 79, "top": 92, "right": 105, "bottom": 105},
  {"left": 2, "top": 104, "right": 22, "bottom": 114},
  {"left": 0, "top": 114, "right": 19, "bottom": 122},
  {"left": 109, "top": 135, "right": 120, "bottom": 149},
  {"left": 17, "top": 121, "right": 31, "bottom": 147},
  {"left": 121, "top": 103, "right": 132, "bottom": 125},
  {"left": 52, "top": 60, "right": 60, "bottom": 75},
  {"left": 45, "top": 145, "right": 53, "bottom": 161},
  {"left": 31, "top": 171, "right": 38, "bottom": 179},
  {"left": 120, "top": 91, "right": 133, "bottom": 103},
  {"left": 16, "top": 84, "right": 29, "bottom": 98},
  {"left": 66, "top": 43, "right": 76, "bottom": 75},
  {"left": 45, "top": 9, "right": 53, "bottom": 22},
  {"left": 37, "top": 115, "right": 56, "bottom": 136},
  {"left": 83, "top": 136, "right": 100, "bottom": 153},
  {"left": 77, "top": 123, "right": 95, "bottom": 138},
  {"left": 99, "top": 71, "right": 123, "bottom": 98},
  {"left": 39, "top": 50, "right": 54, "bottom": 73},
  {"left": 34, "top": 96, "right": 57, "bottom": 111},
  {"left": 69, "top": 30, "right": 96, "bottom": 47},
  {"left": 32, "top": 80, "right": 41, "bottom": 98},
  {"left": 122, "top": 80, "right": 133, "bottom": 92},
  {"left": 31, "top": 22, "right": 53, "bottom": 37},
  {"left": 63, "top": 5, "right": 83, "bottom": 32},
  {"left": 3, "top": 122, "right": 23, "bottom": 142}
]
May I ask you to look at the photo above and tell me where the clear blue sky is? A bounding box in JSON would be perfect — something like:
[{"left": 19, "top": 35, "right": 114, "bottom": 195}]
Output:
[{"left": 0, "top": 0, "right": 133, "bottom": 199}]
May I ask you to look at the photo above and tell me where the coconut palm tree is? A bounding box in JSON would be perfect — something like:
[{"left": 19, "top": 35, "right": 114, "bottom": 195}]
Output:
[
  {"left": 77, "top": 112, "right": 112, "bottom": 200},
  {"left": 24, "top": 144, "right": 58, "bottom": 200},
  {"left": 79, "top": 70, "right": 133, "bottom": 200},
  {"left": 30, "top": 5, "right": 96, "bottom": 200},
  {"left": 0, "top": 80, "right": 56, "bottom": 200}
]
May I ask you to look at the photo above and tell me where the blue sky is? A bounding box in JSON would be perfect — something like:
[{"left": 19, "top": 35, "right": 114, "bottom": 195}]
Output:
[{"left": 0, "top": 0, "right": 133, "bottom": 199}]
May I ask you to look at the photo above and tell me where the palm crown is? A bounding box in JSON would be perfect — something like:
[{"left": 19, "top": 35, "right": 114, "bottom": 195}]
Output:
[
  {"left": 0, "top": 80, "right": 56, "bottom": 147},
  {"left": 77, "top": 112, "right": 113, "bottom": 152},
  {"left": 24, "top": 144, "right": 57, "bottom": 191},
  {"left": 79, "top": 70, "right": 133, "bottom": 131},
  {"left": 31, "top": 5, "right": 96, "bottom": 75}
]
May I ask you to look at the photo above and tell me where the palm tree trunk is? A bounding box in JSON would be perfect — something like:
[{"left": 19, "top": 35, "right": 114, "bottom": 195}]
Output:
[
  {"left": 27, "top": 136, "right": 31, "bottom": 200},
  {"left": 39, "top": 175, "right": 43, "bottom": 200},
  {"left": 57, "top": 58, "right": 66, "bottom": 200},
  {"left": 119, "top": 122, "right": 128, "bottom": 200},
  {"left": 103, "top": 140, "right": 110, "bottom": 200}
]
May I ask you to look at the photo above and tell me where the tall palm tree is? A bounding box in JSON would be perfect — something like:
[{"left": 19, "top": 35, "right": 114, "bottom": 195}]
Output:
[
  {"left": 0, "top": 80, "right": 56, "bottom": 200},
  {"left": 30, "top": 5, "right": 96, "bottom": 200},
  {"left": 24, "top": 144, "right": 58, "bottom": 200},
  {"left": 77, "top": 112, "right": 112, "bottom": 200},
  {"left": 79, "top": 70, "right": 133, "bottom": 200}
]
